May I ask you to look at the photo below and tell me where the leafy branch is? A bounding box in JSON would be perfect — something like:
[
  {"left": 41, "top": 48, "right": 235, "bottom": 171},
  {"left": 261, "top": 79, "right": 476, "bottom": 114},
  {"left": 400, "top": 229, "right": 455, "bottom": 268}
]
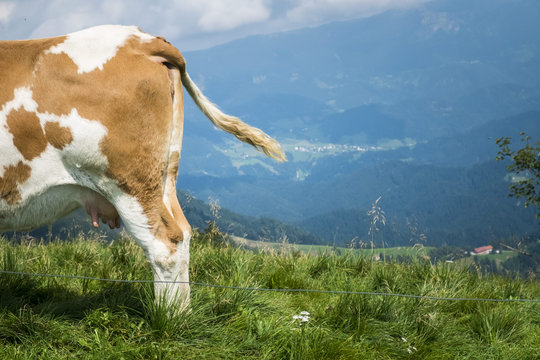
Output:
[{"left": 495, "top": 132, "right": 540, "bottom": 219}]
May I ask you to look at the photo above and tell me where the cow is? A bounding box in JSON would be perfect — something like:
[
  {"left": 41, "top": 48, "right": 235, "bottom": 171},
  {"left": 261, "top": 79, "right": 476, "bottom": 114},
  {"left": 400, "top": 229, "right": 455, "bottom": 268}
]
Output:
[{"left": 0, "top": 25, "right": 286, "bottom": 311}]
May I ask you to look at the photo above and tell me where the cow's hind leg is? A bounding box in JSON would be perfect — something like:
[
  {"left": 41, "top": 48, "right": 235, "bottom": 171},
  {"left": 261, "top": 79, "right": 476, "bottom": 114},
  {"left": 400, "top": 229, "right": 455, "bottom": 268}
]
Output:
[
  {"left": 160, "top": 194, "right": 192, "bottom": 310},
  {"left": 113, "top": 194, "right": 191, "bottom": 312}
]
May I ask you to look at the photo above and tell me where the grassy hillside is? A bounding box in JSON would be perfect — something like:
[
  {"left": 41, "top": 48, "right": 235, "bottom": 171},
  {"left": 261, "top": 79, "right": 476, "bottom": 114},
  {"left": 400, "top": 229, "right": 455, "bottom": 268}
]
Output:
[
  {"left": 231, "top": 235, "right": 435, "bottom": 257},
  {"left": 1, "top": 229, "right": 539, "bottom": 359}
]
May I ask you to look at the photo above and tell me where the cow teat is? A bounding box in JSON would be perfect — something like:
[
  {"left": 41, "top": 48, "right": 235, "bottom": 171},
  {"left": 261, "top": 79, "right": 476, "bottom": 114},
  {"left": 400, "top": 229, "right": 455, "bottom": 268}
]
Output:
[{"left": 84, "top": 192, "right": 121, "bottom": 229}]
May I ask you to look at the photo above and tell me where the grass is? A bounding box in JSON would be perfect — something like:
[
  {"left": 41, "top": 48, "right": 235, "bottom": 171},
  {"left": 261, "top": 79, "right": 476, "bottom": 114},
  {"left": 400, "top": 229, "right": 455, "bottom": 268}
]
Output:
[
  {"left": 233, "top": 235, "right": 434, "bottom": 257},
  {"left": 0, "top": 229, "right": 539, "bottom": 359}
]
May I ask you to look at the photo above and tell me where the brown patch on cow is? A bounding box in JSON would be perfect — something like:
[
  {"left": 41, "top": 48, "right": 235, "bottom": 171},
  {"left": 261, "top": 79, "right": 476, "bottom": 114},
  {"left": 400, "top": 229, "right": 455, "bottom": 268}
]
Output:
[
  {"left": 0, "top": 161, "right": 32, "bottom": 205},
  {"left": 0, "top": 37, "right": 66, "bottom": 107},
  {"left": 160, "top": 204, "right": 183, "bottom": 245},
  {"left": 146, "top": 37, "right": 186, "bottom": 72},
  {"left": 166, "top": 151, "right": 180, "bottom": 187},
  {"left": 156, "top": 199, "right": 193, "bottom": 252},
  {"left": 44, "top": 121, "right": 74, "bottom": 149},
  {"left": 6, "top": 108, "right": 47, "bottom": 161}
]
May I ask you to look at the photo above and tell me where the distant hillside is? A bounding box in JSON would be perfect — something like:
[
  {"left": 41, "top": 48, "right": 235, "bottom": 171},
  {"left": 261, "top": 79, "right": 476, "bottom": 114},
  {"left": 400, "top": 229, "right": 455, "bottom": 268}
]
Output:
[
  {"left": 318, "top": 105, "right": 407, "bottom": 144},
  {"left": 177, "top": 192, "right": 322, "bottom": 244},
  {"left": 404, "top": 111, "right": 540, "bottom": 166},
  {"left": 181, "top": 111, "right": 539, "bottom": 247},
  {"left": 297, "top": 160, "right": 537, "bottom": 248}
]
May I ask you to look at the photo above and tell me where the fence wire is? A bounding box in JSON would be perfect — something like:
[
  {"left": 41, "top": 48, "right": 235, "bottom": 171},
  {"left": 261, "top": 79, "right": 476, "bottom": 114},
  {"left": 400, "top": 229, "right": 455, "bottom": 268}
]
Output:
[{"left": 1, "top": 269, "right": 539, "bottom": 303}]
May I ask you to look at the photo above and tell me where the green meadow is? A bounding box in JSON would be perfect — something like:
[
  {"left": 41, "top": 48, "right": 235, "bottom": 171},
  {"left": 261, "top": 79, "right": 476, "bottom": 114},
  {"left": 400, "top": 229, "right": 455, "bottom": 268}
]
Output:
[{"left": 0, "top": 226, "right": 539, "bottom": 359}]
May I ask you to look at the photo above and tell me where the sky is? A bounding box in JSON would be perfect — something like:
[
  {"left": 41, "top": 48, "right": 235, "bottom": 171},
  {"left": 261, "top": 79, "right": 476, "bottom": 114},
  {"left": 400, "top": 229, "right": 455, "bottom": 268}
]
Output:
[{"left": 1, "top": 0, "right": 431, "bottom": 51}]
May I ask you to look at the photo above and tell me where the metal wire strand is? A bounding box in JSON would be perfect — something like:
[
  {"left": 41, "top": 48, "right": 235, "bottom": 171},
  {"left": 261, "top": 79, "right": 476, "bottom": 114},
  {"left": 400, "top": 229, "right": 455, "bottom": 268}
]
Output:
[{"left": 1, "top": 269, "right": 539, "bottom": 303}]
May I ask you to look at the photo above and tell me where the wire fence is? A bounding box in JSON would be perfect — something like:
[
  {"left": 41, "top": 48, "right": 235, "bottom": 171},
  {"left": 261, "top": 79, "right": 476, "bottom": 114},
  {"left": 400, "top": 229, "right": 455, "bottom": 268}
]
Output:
[{"left": 1, "top": 269, "right": 539, "bottom": 304}]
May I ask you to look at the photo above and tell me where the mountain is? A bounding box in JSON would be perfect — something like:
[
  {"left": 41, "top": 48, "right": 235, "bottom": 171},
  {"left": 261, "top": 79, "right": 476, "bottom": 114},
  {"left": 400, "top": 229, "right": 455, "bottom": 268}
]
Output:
[
  {"left": 181, "top": 110, "right": 539, "bottom": 246},
  {"left": 297, "top": 160, "right": 538, "bottom": 248},
  {"left": 177, "top": 0, "right": 540, "bottom": 177},
  {"left": 176, "top": 0, "right": 540, "bottom": 247},
  {"left": 404, "top": 111, "right": 540, "bottom": 166},
  {"left": 180, "top": 0, "right": 540, "bottom": 142},
  {"left": 7, "top": 1, "right": 540, "bottom": 248}
]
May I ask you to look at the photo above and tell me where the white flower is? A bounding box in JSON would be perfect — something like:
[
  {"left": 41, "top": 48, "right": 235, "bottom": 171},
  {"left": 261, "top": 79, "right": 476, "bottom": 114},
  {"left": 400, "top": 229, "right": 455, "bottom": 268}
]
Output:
[
  {"left": 401, "top": 337, "right": 407, "bottom": 342},
  {"left": 293, "top": 311, "right": 310, "bottom": 325}
]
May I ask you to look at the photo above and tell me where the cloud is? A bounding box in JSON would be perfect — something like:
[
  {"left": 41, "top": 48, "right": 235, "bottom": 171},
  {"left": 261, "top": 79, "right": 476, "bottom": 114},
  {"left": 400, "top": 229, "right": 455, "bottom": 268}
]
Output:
[
  {"left": 421, "top": 12, "right": 459, "bottom": 33},
  {"left": 2, "top": 0, "right": 431, "bottom": 50},
  {"left": 27, "top": 1, "right": 138, "bottom": 39},
  {"left": 0, "top": 1, "right": 15, "bottom": 24},
  {"left": 196, "top": 0, "right": 270, "bottom": 32},
  {"left": 21, "top": 0, "right": 271, "bottom": 45},
  {"left": 252, "top": 74, "right": 267, "bottom": 84},
  {"left": 286, "top": 0, "right": 431, "bottom": 24}
]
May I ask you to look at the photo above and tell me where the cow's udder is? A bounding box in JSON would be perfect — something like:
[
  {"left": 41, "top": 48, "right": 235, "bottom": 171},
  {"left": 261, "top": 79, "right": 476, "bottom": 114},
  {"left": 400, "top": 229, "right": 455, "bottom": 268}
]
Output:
[{"left": 84, "top": 192, "right": 121, "bottom": 229}]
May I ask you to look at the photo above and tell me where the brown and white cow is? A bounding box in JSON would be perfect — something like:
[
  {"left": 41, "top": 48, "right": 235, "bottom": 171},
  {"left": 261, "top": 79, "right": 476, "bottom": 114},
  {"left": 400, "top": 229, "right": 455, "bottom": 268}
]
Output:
[{"left": 0, "top": 25, "right": 286, "bottom": 311}]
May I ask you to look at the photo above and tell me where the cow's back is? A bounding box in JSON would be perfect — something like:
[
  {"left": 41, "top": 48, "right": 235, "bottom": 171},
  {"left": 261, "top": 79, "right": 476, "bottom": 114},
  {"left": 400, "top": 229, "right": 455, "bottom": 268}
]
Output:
[{"left": 0, "top": 38, "right": 63, "bottom": 106}]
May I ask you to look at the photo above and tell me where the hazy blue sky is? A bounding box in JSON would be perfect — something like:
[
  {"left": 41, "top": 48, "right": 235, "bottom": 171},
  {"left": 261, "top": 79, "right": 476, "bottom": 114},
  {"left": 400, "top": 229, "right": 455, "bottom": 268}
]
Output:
[{"left": 1, "top": 0, "right": 431, "bottom": 50}]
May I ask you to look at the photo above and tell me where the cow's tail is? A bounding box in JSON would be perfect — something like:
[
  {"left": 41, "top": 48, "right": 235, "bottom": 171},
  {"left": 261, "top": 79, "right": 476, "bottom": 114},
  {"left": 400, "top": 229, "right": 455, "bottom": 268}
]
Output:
[{"left": 180, "top": 71, "right": 287, "bottom": 162}]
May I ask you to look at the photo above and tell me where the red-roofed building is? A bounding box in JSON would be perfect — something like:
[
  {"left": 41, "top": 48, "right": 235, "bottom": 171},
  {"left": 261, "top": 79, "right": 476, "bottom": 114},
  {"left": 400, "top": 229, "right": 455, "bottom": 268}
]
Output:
[{"left": 472, "top": 245, "right": 493, "bottom": 255}]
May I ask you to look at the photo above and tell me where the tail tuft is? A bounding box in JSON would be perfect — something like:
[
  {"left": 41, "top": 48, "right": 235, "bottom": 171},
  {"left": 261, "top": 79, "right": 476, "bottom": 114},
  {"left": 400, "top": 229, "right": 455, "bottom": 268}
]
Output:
[{"left": 180, "top": 71, "right": 287, "bottom": 162}]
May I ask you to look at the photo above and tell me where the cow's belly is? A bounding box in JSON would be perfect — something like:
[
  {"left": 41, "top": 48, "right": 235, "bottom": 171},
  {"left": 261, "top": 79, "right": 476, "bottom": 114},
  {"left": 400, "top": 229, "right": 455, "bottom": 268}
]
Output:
[
  {"left": 0, "top": 184, "right": 88, "bottom": 231},
  {"left": 0, "top": 138, "right": 106, "bottom": 232},
  {"left": 0, "top": 149, "right": 118, "bottom": 232}
]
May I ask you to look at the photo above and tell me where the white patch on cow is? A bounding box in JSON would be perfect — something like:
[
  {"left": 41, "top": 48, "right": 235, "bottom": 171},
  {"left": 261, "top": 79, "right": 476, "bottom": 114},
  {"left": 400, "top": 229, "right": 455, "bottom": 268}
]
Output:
[
  {"left": 10, "top": 87, "right": 38, "bottom": 112},
  {"left": 46, "top": 25, "right": 154, "bottom": 74},
  {"left": 38, "top": 108, "right": 109, "bottom": 171},
  {"left": 183, "top": 230, "right": 192, "bottom": 244},
  {"left": 170, "top": 68, "right": 183, "bottom": 154},
  {"left": 0, "top": 87, "right": 37, "bottom": 116}
]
